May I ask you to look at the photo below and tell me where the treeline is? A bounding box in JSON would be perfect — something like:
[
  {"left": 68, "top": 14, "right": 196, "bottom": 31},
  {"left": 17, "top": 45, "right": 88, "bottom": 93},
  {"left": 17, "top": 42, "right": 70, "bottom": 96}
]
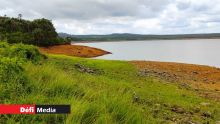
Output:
[
  {"left": 59, "top": 33, "right": 220, "bottom": 41},
  {"left": 0, "top": 16, "right": 70, "bottom": 46}
]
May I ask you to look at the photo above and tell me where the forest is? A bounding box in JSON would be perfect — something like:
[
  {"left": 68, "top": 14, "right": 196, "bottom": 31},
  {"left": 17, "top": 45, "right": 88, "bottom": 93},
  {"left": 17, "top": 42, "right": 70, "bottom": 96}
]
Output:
[{"left": 0, "top": 16, "right": 70, "bottom": 46}]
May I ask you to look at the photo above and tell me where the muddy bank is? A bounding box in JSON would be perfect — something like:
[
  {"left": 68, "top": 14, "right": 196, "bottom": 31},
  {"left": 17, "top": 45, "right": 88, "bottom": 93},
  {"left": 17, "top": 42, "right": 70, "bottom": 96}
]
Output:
[
  {"left": 131, "top": 61, "right": 220, "bottom": 101},
  {"left": 39, "top": 44, "right": 111, "bottom": 58}
]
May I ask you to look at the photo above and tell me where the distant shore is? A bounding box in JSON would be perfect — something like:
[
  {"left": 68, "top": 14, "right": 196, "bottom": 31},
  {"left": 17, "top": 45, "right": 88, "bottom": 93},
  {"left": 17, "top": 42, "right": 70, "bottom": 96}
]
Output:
[{"left": 71, "top": 37, "right": 220, "bottom": 43}]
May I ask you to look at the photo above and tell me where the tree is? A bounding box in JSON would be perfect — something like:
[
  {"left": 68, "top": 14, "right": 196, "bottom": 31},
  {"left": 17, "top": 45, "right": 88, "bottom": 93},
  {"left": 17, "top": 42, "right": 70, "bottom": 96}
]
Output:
[
  {"left": 0, "top": 16, "right": 68, "bottom": 46},
  {"left": 18, "top": 14, "right": 22, "bottom": 20}
]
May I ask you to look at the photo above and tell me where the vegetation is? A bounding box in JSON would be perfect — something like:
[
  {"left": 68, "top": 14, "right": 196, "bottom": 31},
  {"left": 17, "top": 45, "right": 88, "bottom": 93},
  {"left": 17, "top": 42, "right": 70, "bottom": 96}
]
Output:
[
  {"left": 0, "top": 16, "right": 70, "bottom": 46},
  {"left": 59, "top": 33, "right": 220, "bottom": 41},
  {"left": 0, "top": 42, "right": 220, "bottom": 123}
]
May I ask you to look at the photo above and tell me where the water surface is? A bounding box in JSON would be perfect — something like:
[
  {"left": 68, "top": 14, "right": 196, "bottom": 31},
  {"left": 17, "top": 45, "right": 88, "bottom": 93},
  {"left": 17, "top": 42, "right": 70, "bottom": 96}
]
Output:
[{"left": 74, "top": 39, "right": 220, "bottom": 67}]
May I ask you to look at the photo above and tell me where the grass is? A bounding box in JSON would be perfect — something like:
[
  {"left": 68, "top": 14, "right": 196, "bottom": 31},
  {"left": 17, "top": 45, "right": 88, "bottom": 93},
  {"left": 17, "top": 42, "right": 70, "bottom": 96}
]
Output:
[{"left": 0, "top": 43, "right": 220, "bottom": 123}]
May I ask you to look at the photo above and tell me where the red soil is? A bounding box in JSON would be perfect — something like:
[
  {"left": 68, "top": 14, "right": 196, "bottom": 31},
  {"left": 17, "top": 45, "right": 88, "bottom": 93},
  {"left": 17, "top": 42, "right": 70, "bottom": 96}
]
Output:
[
  {"left": 39, "top": 44, "right": 111, "bottom": 58},
  {"left": 131, "top": 61, "right": 220, "bottom": 101}
]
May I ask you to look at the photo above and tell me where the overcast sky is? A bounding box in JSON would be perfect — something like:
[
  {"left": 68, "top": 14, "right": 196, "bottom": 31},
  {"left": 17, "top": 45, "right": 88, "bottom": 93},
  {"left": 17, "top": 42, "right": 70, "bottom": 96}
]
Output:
[{"left": 1, "top": 0, "right": 220, "bottom": 35}]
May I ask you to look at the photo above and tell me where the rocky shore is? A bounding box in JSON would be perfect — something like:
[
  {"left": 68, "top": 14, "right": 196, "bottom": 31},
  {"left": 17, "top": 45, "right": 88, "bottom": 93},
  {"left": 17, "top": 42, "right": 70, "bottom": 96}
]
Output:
[{"left": 131, "top": 61, "right": 220, "bottom": 102}]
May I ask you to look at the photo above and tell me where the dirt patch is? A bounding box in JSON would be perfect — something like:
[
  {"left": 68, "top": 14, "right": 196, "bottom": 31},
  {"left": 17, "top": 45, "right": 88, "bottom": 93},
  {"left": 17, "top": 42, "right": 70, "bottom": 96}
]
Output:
[
  {"left": 131, "top": 61, "right": 220, "bottom": 101},
  {"left": 39, "top": 44, "right": 111, "bottom": 58}
]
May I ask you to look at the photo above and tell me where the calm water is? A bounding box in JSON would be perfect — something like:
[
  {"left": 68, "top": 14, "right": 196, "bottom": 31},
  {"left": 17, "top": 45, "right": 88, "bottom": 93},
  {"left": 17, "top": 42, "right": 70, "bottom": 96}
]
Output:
[{"left": 74, "top": 39, "right": 220, "bottom": 67}]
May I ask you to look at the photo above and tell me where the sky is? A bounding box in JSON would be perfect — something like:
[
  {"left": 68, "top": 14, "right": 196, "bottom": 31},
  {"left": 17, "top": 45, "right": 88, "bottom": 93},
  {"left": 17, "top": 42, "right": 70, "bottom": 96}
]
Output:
[{"left": 0, "top": 0, "right": 220, "bottom": 35}]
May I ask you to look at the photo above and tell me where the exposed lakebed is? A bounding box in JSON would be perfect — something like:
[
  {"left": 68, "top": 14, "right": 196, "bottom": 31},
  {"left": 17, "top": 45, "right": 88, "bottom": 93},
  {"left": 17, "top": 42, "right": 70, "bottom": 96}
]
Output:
[{"left": 74, "top": 39, "right": 220, "bottom": 68}]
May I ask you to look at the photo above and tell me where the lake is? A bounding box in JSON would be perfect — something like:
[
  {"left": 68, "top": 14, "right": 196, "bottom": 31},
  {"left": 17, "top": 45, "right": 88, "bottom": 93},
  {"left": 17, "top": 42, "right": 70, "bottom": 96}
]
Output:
[{"left": 74, "top": 39, "right": 220, "bottom": 68}]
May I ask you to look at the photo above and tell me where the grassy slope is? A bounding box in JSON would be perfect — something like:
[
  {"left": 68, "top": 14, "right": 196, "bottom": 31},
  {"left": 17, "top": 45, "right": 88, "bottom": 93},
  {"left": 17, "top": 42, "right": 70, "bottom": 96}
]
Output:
[{"left": 2, "top": 54, "right": 220, "bottom": 123}]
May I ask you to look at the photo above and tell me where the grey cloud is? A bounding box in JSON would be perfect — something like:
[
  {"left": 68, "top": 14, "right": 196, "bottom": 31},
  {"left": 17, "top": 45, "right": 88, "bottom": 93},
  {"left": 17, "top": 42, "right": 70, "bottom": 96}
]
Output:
[
  {"left": 1, "top": 0, "right": 172, "bottom": 20},
  {"left": 176, "top": 1, "right": 191, "bottom": 10},
  {"left": 0, "top": 0, "right": 220, "bottom": 34}
]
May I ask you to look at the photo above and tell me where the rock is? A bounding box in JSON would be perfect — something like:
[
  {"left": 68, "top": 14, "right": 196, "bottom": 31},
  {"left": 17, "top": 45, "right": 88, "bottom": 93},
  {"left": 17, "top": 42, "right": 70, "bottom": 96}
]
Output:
[
  {"left": 138, "top": 71, "right": 147, "bottom": 76},
  {"left": 171, "top": 105, "right": 186, "bottom": 114},
  {"left": 133, "top": 95, "right": 139, "bottom": 102},
  {"left": 179, "top": 83, "right": 191, "bottom": 90},
  {"left": 194, "top": 88, "right": 199, "bottom": 91},
  {"left": 193, "top": 107, "right": 200, "bottom": 113},
  {"left": 163, "top": 103, "right": 170, "bottom": 108},
  {"left": 200, "top": 102, "right": 210, "bottom": 106},
  {"left": 74, "top": 63, "right": 103, "bottom": 74},
  {"left": 155, "top": 103, "right": 160, "bottom": 107},
  {"left": 202, "top": 111, "right": 212, "bottom": 118},
  {"left": 193, "top": 79, "right": 197, "bottom": 81},
  {"left": 178, "top": 117, "right": 196, "bottom": 124},
  {"left": 203, "top": 78, "right": 208, "bottom": 82},
  {"left": 133, "top": 92, "right": 140, "bottom": 103},
  {"left": 170, "top": 122, "right": 177, "bottom": 124},
  {"left": 187, "top": 121, "right": 196, "bottom": 124},
  {"left": 192, "top": 71, "right": 199, "bottom": 75}
]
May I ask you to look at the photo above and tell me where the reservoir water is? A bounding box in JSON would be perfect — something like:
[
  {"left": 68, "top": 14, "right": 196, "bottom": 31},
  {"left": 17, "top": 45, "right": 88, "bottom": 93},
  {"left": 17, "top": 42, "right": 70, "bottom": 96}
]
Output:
[{"left": 74, "top": 39, "right": 220, "bottom": 68}]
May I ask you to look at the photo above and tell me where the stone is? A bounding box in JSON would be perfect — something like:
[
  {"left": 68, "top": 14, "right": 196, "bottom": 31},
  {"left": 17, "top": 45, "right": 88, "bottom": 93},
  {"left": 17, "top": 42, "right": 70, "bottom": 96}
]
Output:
[
  {"left": 192, "top": 71, "right": 199, "bottom": 75},
  {"left": 74, "top": 63, "right": 103, "bottom": 74},
  {"left": 171, "top": 106, "right": 186, "bottom": 114},
  {"left": 180, "top": 83, "right": 191, "bottom": 90},
  {"left": 202, "top": 111, "right": 212, "bottom": 118},
  {"left": 200, "top": 102, "right": 210, "bottom": 106},
  {"left": 193, "top": 107, "right": 200, "bottom": 113}
]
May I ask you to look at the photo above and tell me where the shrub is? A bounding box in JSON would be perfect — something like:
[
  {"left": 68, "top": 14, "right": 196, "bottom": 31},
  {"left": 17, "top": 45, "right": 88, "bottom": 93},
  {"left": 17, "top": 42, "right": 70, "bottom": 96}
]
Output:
[
  {"left": 0, "top": 42, "right": 10, "bottom": 57},
  {"left": 0, "top": 57, "right": 25, "bottom": 83},
  {"left": 9, "top": 43, "right": 46, "bottom": 62},
  {"left": 0, "top": 41, "right": 9, "bottom": 48},
  {"left": 0, "top": 57, "right": 29, "bottom": 100}
]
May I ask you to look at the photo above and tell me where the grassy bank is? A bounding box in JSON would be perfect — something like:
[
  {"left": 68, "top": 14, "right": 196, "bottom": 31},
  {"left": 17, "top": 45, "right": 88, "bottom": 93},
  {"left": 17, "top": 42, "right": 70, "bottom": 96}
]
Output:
[{"left": 0, "top": 43, "right": 220, "bottom": 123}]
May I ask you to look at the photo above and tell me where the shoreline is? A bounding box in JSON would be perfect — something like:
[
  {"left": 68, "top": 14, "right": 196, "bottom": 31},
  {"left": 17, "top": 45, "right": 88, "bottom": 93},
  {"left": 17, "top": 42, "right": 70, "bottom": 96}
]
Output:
[
  {"left": 131, "top": 61, "right": 220, "bottom": 101},
  {"left": 39, "top": 44, "right": 111, "bottom": 58},
  {"left": 39, "top": 44, "right": 220, "bottom": 101}
]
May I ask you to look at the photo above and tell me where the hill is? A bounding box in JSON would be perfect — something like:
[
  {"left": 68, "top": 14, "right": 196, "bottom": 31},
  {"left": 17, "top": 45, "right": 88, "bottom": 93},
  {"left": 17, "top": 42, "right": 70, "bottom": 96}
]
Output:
[{"left": 59, "top": 33, "right": 220, "bottom": 41}]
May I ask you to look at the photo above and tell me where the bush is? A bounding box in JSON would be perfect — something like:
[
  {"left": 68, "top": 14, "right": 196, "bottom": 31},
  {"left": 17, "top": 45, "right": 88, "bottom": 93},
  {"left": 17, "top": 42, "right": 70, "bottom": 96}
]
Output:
[
  {"left": 0, "top": 42, "right": 46, "bottom": 62},
  {"left": 0, "top": 57, "right": 24, "bottom": 83},
  {"left": 0, "top": 42, "right": 9, "bottom": 56},
  {"left": 0, "top": 41, "right": 9, "bottom": 48},
  {"left": 0, "top": 57, "right": 30, "bottom": 101},
  {"left": 9, "top": 43, "right": 46, "bottom": 62}
]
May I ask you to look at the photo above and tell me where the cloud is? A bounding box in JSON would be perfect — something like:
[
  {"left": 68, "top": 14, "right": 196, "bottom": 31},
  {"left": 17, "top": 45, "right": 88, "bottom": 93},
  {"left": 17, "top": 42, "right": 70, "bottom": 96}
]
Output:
[{"left": 0, "top": 0, "right": 220, "bottom": 34}]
